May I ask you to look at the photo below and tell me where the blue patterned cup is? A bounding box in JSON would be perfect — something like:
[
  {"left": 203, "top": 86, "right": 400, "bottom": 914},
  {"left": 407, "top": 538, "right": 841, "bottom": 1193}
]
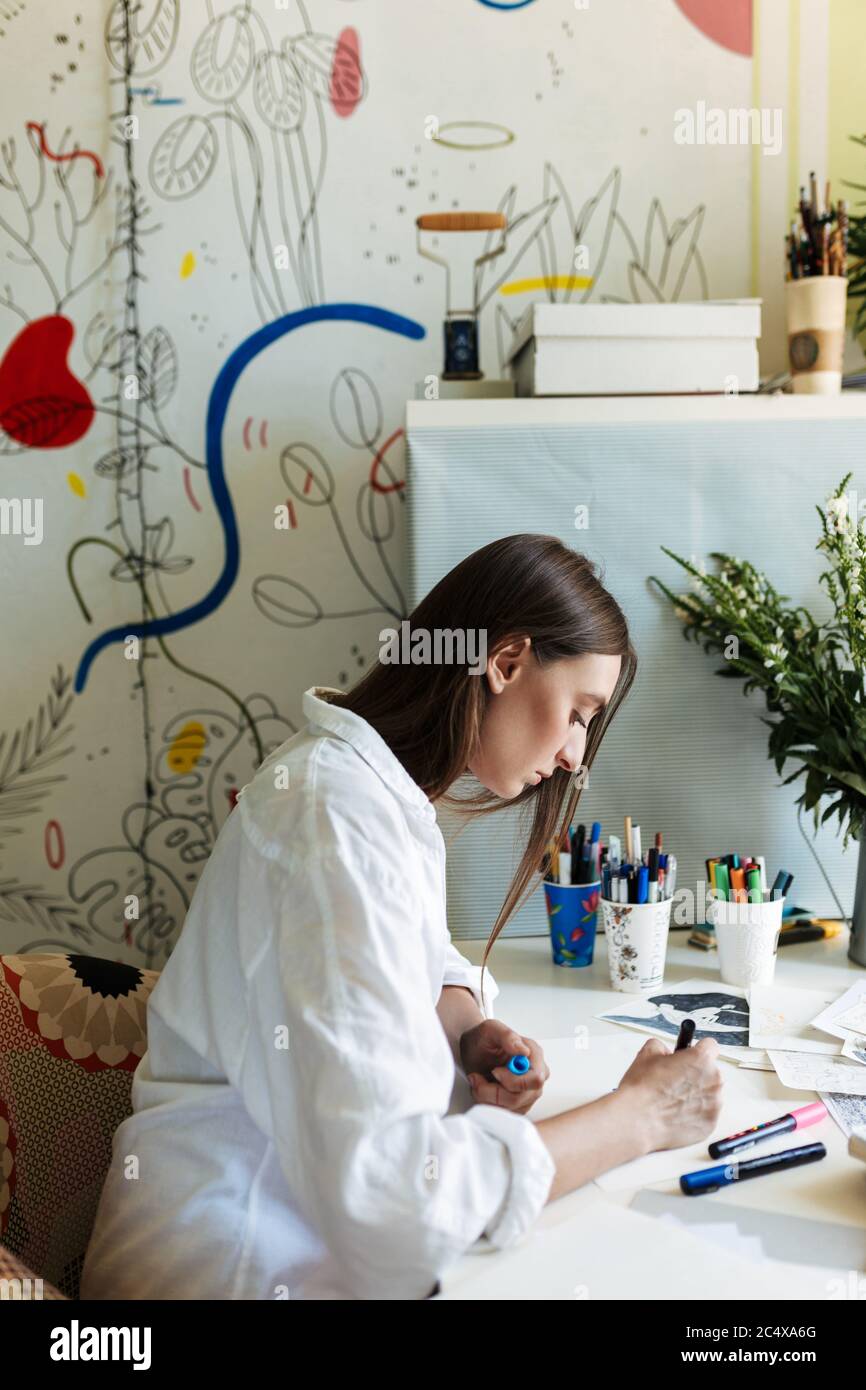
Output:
[{"left": 543, "top": 880, "right": 601, "bottom": 967}]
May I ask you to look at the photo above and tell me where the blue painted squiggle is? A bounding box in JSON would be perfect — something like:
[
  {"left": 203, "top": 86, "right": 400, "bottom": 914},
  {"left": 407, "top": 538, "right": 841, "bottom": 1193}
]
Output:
[{"left": 74, "top": 303, "right": 425, "bottom": 692}]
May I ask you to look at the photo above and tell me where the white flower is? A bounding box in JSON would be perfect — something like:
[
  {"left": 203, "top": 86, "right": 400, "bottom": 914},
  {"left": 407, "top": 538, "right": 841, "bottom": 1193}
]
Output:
[
  {"left": 764, "top": 641, "right": 787, "bottom": 669},
  {"left": 827, "top": 493, "right": 851, "bottom": 534}
]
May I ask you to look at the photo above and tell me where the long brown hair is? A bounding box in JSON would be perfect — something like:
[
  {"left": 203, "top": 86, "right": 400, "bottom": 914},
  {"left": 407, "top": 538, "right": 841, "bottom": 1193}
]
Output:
[{"left": 329, "top": 534, "right": 637, "bottom": 1007}]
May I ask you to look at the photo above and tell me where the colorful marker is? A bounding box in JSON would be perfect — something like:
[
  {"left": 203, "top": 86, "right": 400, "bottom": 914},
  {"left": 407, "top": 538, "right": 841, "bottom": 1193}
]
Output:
[
  {"left": 708, "top": 1101, "right": 827, "bottom": 1158},
  {"left": 507, "top": 1054, "right": 531, "bottom": 1075},
  {"left": 680, "top": 1142, "right": 826, "bottom": 1195}
]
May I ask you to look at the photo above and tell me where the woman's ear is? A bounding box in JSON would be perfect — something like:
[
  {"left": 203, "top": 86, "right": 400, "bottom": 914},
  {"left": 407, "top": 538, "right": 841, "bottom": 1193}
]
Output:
[{"left": 486, "top": 636, "right": 531, "bottom": 693}]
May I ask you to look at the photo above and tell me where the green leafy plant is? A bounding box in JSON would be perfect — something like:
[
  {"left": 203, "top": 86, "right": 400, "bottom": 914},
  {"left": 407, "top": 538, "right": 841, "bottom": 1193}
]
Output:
[
  {"left": 650, "top": 475, "right": 866, "bottom": 847},
  {"left": 844, "top": 133, "right": 866, "bottom": 347}
]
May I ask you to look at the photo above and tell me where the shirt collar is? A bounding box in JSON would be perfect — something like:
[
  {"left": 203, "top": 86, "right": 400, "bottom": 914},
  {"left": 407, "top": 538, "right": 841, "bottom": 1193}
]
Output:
[{"left": 302, "top": 687, "right": 436, "bottom": 823}]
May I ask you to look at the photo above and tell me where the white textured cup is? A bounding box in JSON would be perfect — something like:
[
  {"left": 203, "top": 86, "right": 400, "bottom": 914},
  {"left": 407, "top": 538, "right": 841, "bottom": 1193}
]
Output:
[
  {"left": 602, "top": 897, "right": 673, "bottom": 993},
  {"left": 706, "top": 896, "right": 784, "bottom": 987}
]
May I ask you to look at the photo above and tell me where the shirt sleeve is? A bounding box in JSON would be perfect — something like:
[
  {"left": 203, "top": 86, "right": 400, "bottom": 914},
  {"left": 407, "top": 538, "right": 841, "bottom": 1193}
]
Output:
[
  {"left": 254, "top": 826, "right": 556, "bottom": 1300},
  {"left": 441, "top": 938, "right": 500, "bottom": 1016}
]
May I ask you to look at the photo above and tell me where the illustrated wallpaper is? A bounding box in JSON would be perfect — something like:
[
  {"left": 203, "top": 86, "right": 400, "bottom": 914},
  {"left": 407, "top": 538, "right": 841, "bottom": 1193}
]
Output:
[{"left": 0, "top": 0, "right": 809, "bottom": 965}]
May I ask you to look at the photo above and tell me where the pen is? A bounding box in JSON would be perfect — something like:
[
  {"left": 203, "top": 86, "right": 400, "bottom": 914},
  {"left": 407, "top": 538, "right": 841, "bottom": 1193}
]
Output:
[
  {"left": 665, "top": 853, "right": 677, "bottom": 899},
  {"left": 590, "top": 821, "right": 602, "bottom": 880},
  {"left": 507, "top": 1054, "right": 530, "bottom": 1075},
  {"left": 708, "top": 1102, "right": 827, "bottom": 1159},
  {"left": 771, "top": 869, "right": 793, "bottom": 900},
  {"left": 647, "top": 847, "right": 659, "bottom": 903},
  {"left": 680, "top": 1142, "right": 826, "bottom": 1195},
  {"left": 571, "top": 823, "right": 585, "bottom": 884},
  {"left": 674, "top": 1017, "right": 696, "bottom": 1051},
  {"left": 632, "top": 824, "right": 642, "bottom": 868},
  {"left": 745, "top": 865, "right": 762, "bottom": 904},
  {"left": 637, "top": 864, "right": 648, "bottom": 904}
]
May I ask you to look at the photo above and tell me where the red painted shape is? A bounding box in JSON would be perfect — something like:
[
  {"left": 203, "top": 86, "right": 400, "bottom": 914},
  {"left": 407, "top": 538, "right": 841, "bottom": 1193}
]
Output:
[
  {"left": 0, "top": 316, "right": 95, "bottom": 448},
  {"left": 26, "top": 121, "right": 105, "bottom": 177},
  {"left": 44, "top": 819, "right": 65, "bottom": 869},
  {"left": 673, "top": 0, "right": 752, "bottom": 57},
  {"left": 369, "top": 426, "right": 405, "bottom": 494},
  {"left": 303, "top": 469, "right": 313, "bottom": 495},
  {"left": 287, "top": 499, "right": 297, "bottom": 529},
  {"left": 330, "top": 28, "right": 363, "bottom": 117}
]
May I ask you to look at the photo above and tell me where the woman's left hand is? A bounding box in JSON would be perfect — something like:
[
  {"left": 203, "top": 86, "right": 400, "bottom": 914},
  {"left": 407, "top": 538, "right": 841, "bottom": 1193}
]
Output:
[{"left": 460, "top": 1019, "right": 549, "bottom": 1114}]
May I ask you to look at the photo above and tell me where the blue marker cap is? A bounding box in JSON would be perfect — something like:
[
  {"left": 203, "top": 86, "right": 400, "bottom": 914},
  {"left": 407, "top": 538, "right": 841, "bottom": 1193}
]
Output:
[
  {"left": 507, "top": 1054, "right": 531, "bottom": 1075},
  {"left": 679, "top": 1162, "right": 733, "bottom": 1195}
]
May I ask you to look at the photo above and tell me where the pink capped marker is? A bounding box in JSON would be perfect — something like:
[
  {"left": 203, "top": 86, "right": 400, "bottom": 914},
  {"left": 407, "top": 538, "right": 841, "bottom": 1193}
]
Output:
[{"left": 708, "top": 1101, "right": 827, "bottom": 1159}]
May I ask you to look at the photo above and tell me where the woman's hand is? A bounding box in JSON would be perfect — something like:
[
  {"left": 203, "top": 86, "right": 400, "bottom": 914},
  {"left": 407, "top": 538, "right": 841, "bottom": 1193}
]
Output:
[
  {"left": 615, "top": 1036, "right": 724, "bottom": 1152},
  {"left": 460, "top": 1019, "right": 549, "bottom": 1114}
]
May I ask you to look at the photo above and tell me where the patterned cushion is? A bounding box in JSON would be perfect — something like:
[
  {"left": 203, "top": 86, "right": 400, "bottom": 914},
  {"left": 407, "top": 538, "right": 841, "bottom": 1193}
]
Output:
[
  {"left": 0, "top": 1242, "right": 66, "bottom": 1300},
  {"left": 0, "top": 953, "right": 158, "bottom": 1299}
]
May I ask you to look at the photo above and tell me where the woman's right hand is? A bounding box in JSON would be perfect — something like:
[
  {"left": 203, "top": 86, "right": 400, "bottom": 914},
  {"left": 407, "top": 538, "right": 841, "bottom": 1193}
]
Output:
[{"left": 616, "top": 1036, "right": 724, "bottom": 1153}]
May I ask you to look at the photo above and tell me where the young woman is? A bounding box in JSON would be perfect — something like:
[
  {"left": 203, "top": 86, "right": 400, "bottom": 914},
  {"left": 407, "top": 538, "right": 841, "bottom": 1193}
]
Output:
[{"left": 80, "top": 534, "right": 722, "bottom": 1303}]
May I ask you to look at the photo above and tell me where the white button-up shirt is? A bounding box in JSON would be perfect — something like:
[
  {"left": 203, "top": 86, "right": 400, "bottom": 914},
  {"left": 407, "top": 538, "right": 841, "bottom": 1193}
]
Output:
[{"left": 80, "top": 687, "right": 556, "bottom": 1300}]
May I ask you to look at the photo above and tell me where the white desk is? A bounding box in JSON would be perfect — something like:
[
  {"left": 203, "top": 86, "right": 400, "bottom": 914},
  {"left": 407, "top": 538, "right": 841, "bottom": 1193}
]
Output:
[{"left": 437, "top": 929, "right": 866, "bottom": 1299}]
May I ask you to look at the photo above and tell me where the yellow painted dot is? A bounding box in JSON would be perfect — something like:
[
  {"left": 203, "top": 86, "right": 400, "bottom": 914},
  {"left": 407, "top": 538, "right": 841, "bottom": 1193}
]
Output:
[
  {"left": 168, "top": 720, "right": 207, "bottom": 774},
  {"left": 180, "top": 251, "right": 196, "bottom": 279},
  {"left": 68, "top": 472, "right": 86, "bottom": 498}
]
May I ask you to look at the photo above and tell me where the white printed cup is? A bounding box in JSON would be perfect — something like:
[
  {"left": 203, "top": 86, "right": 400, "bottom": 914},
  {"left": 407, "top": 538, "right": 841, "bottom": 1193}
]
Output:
[
  {"left": 601, "top": 896, "right": 673, "bottom": 993},
  {"left": 706, "top": 895, "right": 785, "bottom": 987}
]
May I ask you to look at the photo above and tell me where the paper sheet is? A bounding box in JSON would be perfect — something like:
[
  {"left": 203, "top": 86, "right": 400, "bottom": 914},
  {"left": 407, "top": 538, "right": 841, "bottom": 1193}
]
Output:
[
  {"left": 748, "top": 984, "right": 842, "bottom": 1054},
  {"left": 811, "top": 980, "right": 866, "bottom": 1043},
  {"left": 835, "top": 1000, "right": 866, "bottom": 1036},
  {"left": 596, "top": 977, "right": 751, "bottom": 1059},
  {"left": 841, "top": 1034, "right": 866, "bottom": 1066},
  {"left": 820, "top": 1091, "right": 866, "bottom": 1136},
  {"left": 768, "top": 1050, "right": 866, "bottom": 1097},
  {"left": 632, "top": 1188, "right": 866, "bottom": 1271},
  {"left": 655, "top": 1212, "right": 765, "bottom": 1263},
  {"left": 436, "top": 1189, "right": 840, "bottom": 1301}
]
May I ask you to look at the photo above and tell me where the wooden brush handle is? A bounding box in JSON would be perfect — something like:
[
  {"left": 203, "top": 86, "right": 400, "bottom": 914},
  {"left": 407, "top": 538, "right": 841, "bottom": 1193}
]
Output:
[{"left": 415, "top": 212, "right": 507, "bottom": 232}]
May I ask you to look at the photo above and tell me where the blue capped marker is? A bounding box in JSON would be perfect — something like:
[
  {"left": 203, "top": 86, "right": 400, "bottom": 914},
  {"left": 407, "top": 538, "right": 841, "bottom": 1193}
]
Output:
[
  {"left": 679, "top": 1142, "right": 826, "bottom": 1195},
  {"left": 507, "top": 1054, "right": 531, "bottom": 1075}
]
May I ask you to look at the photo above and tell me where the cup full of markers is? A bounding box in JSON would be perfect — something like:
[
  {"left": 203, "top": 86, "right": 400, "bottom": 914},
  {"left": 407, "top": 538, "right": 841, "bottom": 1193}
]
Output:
[
  {"left": 705, "top": 853, "right": 794, "bottom": 988},
  {"left": 541, "top": 823, "right": 602, "bottom": 968},
  {"left": 600, "top": 817, "right": 676, "bottom": 993}
]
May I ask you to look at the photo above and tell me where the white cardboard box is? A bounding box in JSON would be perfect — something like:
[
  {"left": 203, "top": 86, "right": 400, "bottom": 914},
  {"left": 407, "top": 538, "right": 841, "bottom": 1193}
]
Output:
[{"left": 505, "top": 300, "right": 762, "bottom": 396}]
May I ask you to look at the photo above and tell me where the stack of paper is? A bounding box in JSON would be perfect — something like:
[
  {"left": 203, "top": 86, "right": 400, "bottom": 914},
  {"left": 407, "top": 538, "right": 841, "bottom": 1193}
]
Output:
[{"left": 751, "top": 982, "right": 866, "bottom": 1099}]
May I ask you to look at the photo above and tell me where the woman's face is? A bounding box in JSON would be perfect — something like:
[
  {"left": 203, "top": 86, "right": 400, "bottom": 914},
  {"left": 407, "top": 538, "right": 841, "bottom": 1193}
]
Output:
[{"left": 468, "top": 639, "right": 622, "bottom": 800}]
